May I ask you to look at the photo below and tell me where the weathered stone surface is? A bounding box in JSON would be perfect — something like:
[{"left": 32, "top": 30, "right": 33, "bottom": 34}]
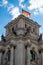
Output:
[{"left": 0, "top": 15, "right": 43, "bottom": 65}]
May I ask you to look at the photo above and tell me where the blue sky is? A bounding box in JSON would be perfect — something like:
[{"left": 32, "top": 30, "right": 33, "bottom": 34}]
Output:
[{"left": 0, "top": 0, "right": 43, "bottom": 40}]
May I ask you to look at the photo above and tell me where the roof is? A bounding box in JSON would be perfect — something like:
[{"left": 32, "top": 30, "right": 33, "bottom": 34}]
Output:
[{"left": 4, "top": 14, "right": 41, "bottom": 29}]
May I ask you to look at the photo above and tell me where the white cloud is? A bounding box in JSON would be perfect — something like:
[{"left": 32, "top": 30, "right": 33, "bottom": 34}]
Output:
[
  {"left": 7, "top": 4, "right": 14, "bottom": 11},
  {"left": 3, "top": 0, "right": 8, "bottom": 6},
  {"left": 39, "top": 7, "right": 43, "bottom": 13},
  {"left": 0, "top": 0, "right": 20, "bottom": 20},
  {"left": 19, "top": 0, "right": 24, "bottom": 3},
  {"left": 28, "top": 0, "right": 43, "bottom": 15},
  {"left": 7, "top": 4, "right": 20, "bottom": 20},
  {"left": 42, "top": 34, "right": 43, "bottom": 40},
  {"left": 19, "top": 3, "right": 26, "bottom": 8},
  {"left": 9, "top": 7, "right": 20, "bottom": 20},
  {"left": 33, "top": 9, "right": 39, "bottom": 15},
  {"left": 34, "top": 11, "right": 38, "bottom": 15},
  {"left": 0, "top": 35, "right": 1, "bottom": 41},
  {"left": 0, "top": 0, "right": 8, "bottom": 6},
  {"left": 19, "top": 0, "right": 26, "bottom": 8}
]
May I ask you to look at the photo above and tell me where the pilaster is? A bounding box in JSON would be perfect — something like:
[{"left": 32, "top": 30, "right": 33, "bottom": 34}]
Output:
[
  {"left": 0, "top": 46, "right": 2, "bottom": 65},
  {"left": 38, "top": 48, "right": 43, "bottom": 65},
  {"left": 25, "top": 40, "right": 31, "bottom": 65},
  {"left": 15, "top": 40, "right": 25, "bottom": 65},
  {"left": 10, "top": 46, "right": 14, "bottom": 65}
]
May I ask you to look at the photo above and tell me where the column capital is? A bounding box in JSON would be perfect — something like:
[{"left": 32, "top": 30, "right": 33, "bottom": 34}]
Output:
[
  {"left": 25, "top": 40, "right": 31, "bottom": 47},
  {"left": 38, "top": 48, "right": 43, "bottom": 53},
  {"left": 10, "top": 40, "right": 16, "bottom": 47}
]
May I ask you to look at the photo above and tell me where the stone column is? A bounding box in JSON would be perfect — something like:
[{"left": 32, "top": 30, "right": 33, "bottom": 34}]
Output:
[
  {"left": 25, "top": 41, "right": 31, "bottom": 65},
  {"left": 13, "top": 46, "right": 16, "bottom": 65},
  {"left": 38, "top": 48, "right": 43, "bottom": 65},
  {"left": 3, "top": 47, "right": 9, "bottom": 65},
  {"left": 10, "top": 46, "right": 14, "bottom": 65},
  {"left": 15, "top": 41, "right": 25, "bottom": 65},
  {"left": 0, "top": 47, "right": 2, "bottom": 65},
  {"left": 27, "top": 45, "right": 30, "bottom": 65},
  {"left": 41, "top": 49, "right": 43, "bottom": 65},
  {"left": 0, "top": 52, "right": 2, "bottom": 65},
  {"left": 1, "top": 50, "right": 5, "bottom": 65},
  {"left": 38, "top": 52, "right": 42, "bottom": 65}
]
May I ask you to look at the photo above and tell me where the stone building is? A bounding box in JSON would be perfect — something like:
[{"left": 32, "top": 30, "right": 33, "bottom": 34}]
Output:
[{"left": 0, "top": 15, "right": 43, "bottom": 65}]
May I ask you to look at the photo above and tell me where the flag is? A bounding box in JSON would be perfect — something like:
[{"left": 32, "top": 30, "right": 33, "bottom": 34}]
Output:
[{"left": 22, "top": 9, "right": 31, "bottom": 17}]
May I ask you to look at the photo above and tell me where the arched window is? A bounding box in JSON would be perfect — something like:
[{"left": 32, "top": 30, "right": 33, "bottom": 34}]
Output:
[{"left": 7, "top": 49, "right": 11, "bottom": 61}]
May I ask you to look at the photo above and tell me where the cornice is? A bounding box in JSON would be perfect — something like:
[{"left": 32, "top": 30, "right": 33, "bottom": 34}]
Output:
[{"left": 4, "top": 15, "right": 40, "bottom": 29}]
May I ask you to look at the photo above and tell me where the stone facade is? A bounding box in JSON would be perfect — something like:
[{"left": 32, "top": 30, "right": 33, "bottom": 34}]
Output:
[{"left": 0, "top": 15, "right": 43, "bottom": 65}]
